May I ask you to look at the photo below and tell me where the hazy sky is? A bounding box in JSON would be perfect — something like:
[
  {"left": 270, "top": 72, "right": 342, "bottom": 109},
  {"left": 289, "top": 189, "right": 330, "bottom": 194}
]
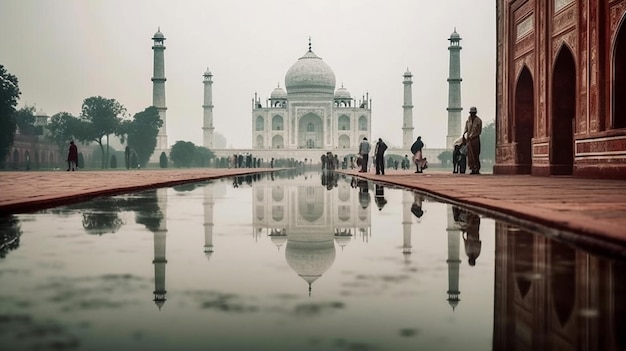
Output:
[{"left": 1, "top": 0, "right": 496, "bottom": 149}]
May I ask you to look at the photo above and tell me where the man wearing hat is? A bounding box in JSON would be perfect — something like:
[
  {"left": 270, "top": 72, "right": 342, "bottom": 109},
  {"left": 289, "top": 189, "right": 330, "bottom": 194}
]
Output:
[{"left": 463, "top": 106, "right": 483, "bottom": 174}]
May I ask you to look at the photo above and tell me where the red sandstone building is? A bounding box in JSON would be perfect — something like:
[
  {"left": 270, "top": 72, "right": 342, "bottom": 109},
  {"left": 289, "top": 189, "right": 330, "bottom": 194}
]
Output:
[{"left": 495, "top": 0, "right": 626, "bottom": 178}]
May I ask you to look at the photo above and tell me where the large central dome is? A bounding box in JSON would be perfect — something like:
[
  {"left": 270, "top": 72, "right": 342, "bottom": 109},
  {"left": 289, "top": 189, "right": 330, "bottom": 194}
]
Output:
[{"left": 285, "top": 50, "right": 336, "bottom": 96}]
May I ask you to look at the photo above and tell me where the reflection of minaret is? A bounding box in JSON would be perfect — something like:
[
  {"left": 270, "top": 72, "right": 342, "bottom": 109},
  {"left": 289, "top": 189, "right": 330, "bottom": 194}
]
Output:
[
  {"left": 202, "top": 68, "right": 214, "bottom": 148},
  {"left": 447, "top": 28, "right": 463, "bottom": 149},
  {"left": 401, "top": 191, "right": 412, "bottom": 261},
  {"left": 153, "top": 188, "right": 168, "bottom": 309},
  {"left": 203, "top": 184, "right": 214, "bottom": 259},
  {"left": 446, "top": 205, "right": 461, "bottom": 310},
  {"left": 402, "top": 69, "right": 414, "bottom": 149},
  {"left": 151, "top": 28, "right": 168, "bottom": 162}
]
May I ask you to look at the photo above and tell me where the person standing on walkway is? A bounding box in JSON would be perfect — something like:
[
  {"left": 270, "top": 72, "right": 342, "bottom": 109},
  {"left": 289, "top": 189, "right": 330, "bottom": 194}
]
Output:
[
  {"left": 410, "top": 136, "right": 425, "bottom": 173},
  {"left": 67, "top": 141, "right": 78, "bottom": 171},
  {"left": 358, "top": 137, "right": 371, "bottom": 173},
  {"left": 452, "top": 135, "right": 467, "bottom": 174},
  {"left": 374, "top": 138, "right": 388, "bottom": 175},
  {"left": 464, "top": 106, "right": 483, "bottom": 174}
]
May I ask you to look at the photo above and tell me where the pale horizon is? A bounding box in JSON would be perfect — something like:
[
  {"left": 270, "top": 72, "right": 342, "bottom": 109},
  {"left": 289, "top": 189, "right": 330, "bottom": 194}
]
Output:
[{"left": 0, "top": 0, "right": 496, "bottom": 150}]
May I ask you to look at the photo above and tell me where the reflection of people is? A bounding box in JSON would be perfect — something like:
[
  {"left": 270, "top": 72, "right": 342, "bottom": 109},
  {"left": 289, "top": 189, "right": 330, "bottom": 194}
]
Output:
[
  {"left": 374, "top": 184, "right": 387, "bottom": 211},
  {"left": 67, "top": 141, "right": 78, "bottom": 171},
  {"left": 462, "top": 212, "right": 482, "bottom": 266},
  {"left": 410, "top": 136, "right": 425, "bottom": 173},
  {"left": 357, "top": 180, "right": 370, "bottom": 209},
  {"left": 358, "top": 137, "right": 371, "bottom": 172},
  {"left": 464, "top": 106, "right": 483, "bottom": 175},
  {"left": 374, "top": 138, "right": 388, "bottom": 175},
  {"left": 410, "top": 193, "right": 424, "bottom": 219}
]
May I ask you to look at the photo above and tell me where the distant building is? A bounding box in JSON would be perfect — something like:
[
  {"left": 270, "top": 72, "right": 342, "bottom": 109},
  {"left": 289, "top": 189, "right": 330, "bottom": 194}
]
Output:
[
  {"left": 495, "top": 0, "right": 626, "bottom": 178},
  {"left": 251, "top": 40, "right": 371, "bottom": 158}
]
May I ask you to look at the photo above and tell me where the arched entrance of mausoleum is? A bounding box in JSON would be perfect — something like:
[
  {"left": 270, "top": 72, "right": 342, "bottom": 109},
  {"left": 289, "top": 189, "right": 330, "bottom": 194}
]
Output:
[
  {"left": 514, "top": 66, "right": 534, "bottom": 173},
  {"left": 550, "top": 46, "right": 576, "bottom": 175}
]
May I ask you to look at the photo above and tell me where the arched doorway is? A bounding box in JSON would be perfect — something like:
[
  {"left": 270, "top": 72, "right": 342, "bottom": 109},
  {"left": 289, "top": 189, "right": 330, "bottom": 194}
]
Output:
[
  {"left": 298, "top": 113, "right": 322, "bottom": 149},
  {"left": 614, "top": 17, "right": 626, "bottom": 129},
  {"left": 551, "top": 46, "right": 576, "bottom": 175},
  {"left": 272, "top": 135, "right": 284, "bottom": 149},
  {"left": 514, "top": 67, "right": 534, "bottom": 172},
  {"left": 338, "top": 135, "right": 350, "bottom": 149}
]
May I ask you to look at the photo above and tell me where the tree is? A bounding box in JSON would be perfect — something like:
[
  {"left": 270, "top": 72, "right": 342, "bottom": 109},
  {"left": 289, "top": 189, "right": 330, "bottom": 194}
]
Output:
[
  {"left": 110, "top": 154, "right": 118, "bottom": 168},
  {"left": 438, "top": 150, "right": 453, "bottom": 167},
  {"left": 193, "top": 146, "right": 215, "bottom": 167},
  {"left": 0, "top": 65, "right": 20, "bottom": 166},
  {"left": 481, "top": 120, "right": 496, "bottom": 163},
  {"left": 14, "top": 105, "right": 37, "bottom": 135},
  {"left": 78, "top": 152, "right": 85, "bottom": 169},
  {"left": 159, "top": 152, "right": 168, "bottom": 168},
  {"left": 124, "top": 106, "right": 162, "bottom": 167},
  {"left": 170, "top": 141, "right": 196, "bottom": 167},
  {"left": 47, "top": 112, "right": 80, "bottom": 153},
  {"left": 78, "top": 96, "right": 126, "bottom": 169}
]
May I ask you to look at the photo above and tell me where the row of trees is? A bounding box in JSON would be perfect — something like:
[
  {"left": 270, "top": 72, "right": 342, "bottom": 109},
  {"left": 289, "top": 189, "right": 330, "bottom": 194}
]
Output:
[
  {"left": 46, "top": 100, "right": 163, "bottom": 169},
  {"left": 1, "top": 64, "right": 164, "bottom": 168}
]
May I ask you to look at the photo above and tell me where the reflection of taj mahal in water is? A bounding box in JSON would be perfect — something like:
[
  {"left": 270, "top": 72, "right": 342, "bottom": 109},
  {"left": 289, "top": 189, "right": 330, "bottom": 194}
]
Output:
[{"left": 251, "top": 175, "right": 370, "bottom": 294}]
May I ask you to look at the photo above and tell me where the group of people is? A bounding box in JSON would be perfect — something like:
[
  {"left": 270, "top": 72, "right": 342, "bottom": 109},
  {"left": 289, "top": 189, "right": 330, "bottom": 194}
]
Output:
[{"left": 355, "top": 106, "right": 483, "bottom": 175}]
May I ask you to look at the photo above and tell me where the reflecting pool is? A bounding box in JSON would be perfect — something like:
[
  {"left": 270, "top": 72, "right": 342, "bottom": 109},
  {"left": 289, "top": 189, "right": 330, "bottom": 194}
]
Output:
[{"left": 1, "top": 170, "right": 625, "bottom": 351}]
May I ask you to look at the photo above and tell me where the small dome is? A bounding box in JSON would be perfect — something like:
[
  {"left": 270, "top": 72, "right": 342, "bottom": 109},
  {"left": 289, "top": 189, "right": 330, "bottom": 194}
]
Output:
[
  {"left": 203, "top": 67, "right": 212, "bottom": 76},
  {"left": 403, "top": 68, "right": 412, "bottom": 77},
  {"left": 285, "top": 50, "right": 336, "bottom": 96},
  {"left": 270, "top": 85, "right": 287, "bottom": 99},
  {"left": 449, "top": 29, "right": 461, "bottom": 40},
  {"left": 334, "top": 85, "right": 351, "bottom": 99},
  {"left": 153, "top": 29, "right": 165, "bottom": 40}
]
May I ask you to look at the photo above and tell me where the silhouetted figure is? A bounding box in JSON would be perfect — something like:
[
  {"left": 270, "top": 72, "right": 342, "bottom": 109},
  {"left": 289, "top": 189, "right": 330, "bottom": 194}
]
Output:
[
  {"left": 374, "top": 138, "right": 388, "bottom": 175},
  {"left": 125, "top": 146, "right": 131, "bottom": 169},
  {"left": 452, "top": 136, "right": 467, "bottom": 174},
  {"left": 67, "top": 141, "right": 78, "bottom": 171},
  {"left": 357, "top": 180, "right": 370, "bottom": 209},
  {"left": 410, "top": 193, "right": 424, "bottom": 219},
  {"left": 463, "top": 212, "right": 482, "bottom": 266},
  {"left": 358, "top": 137, "right": 371, "bottom": 172},
  {"left": 374, "top": 184, "right": 387, "bottom": 211},
  {"left": 410, "top": 136, "right": 425, "bottom": 173},
  {"left": 464, "top": 106, "right": 483, "bottom": 175}
]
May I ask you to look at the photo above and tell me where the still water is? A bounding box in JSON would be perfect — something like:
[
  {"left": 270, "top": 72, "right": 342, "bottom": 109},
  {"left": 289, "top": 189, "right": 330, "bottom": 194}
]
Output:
[{"left": 0, "top": 170, "right": 624, "bottom": 351}]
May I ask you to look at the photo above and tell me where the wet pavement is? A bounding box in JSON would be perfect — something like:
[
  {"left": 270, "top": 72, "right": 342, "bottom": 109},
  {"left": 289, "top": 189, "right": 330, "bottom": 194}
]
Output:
[{"left": 1, "top": 167, "right": 625, "bottom": 248}]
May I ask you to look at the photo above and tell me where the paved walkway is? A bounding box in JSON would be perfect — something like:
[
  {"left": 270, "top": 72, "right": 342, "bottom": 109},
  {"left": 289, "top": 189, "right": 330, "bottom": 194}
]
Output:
[
  {"left": 0, "top": 168, "right": 273, "bottom": 215},
  {"left": 1, "top": 168, "right": 625, "bottom": 249},
  {"left": 337, "top": 169, "right": 626, "bottom": 248}
]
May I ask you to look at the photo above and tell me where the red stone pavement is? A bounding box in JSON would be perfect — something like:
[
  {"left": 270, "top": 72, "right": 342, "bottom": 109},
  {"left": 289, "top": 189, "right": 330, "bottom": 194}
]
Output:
[
  {"left": 336, "top": 169, "right": 626, "bottom": 248},
  {"left": 1, "top": 168, "right": 625, "bottom": 248}
]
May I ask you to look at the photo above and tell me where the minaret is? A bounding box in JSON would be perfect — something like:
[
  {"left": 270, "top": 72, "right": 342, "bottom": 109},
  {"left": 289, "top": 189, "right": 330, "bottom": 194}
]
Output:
[
  {"left": 446, "top": 28, "right": 463, "bottom": 149},
  {"left": 446, "top": 205, "right": 462, "bottom": 310},
  {"left": 401, "top": 191, "right": 412, "bottom": 262},
  {"left": 203, "top": 184, "right": 214, "bottom": 259},
  {"left": 151, "top": 28, "right": 168, "bottom": 162},
  {"left": 402, "top": 69, "right": 414, "bottom": 149},
  {"left": 202, "top": 68, "right": 215, "bottom": 149},
  {"left": 153, "top": 188, "right": 168, "bottom": 309}
]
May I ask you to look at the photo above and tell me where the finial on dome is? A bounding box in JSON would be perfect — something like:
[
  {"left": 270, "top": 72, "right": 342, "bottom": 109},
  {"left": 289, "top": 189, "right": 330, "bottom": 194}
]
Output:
[
  {"left": 277, "top": 82, "right": 280, "bottom": 88},
  {"left": 308, "top": 36, "right": 312, "bottom": 52}
]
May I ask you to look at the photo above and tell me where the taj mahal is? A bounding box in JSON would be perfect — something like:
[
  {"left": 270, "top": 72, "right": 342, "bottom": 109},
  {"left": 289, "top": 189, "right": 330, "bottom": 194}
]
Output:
[{"left": 150, "top": 30, "right": 464, "bottom": 164}]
